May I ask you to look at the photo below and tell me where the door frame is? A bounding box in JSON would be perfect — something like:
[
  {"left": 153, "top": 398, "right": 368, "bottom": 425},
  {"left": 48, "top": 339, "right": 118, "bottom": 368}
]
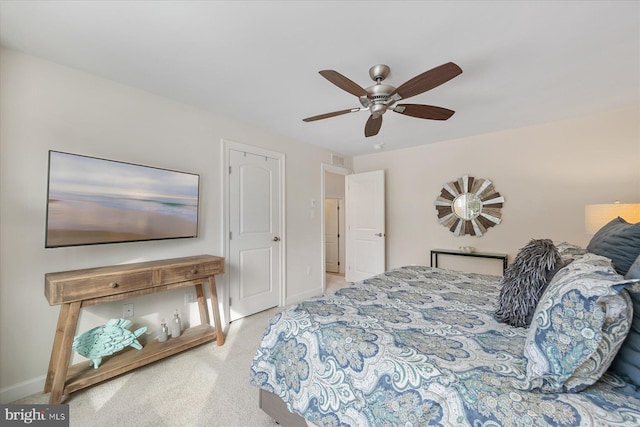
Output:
[
  {"left": 320, "top": 163, "right": 351, "bottom": 292},
  {"left": 222, "top": 139, "right": 286, "bottom": 325}
]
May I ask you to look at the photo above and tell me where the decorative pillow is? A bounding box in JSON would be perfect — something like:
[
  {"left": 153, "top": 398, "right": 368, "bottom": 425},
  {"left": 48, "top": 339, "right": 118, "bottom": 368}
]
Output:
[
  {"left": 626, "top": 254, "right": 640, "bottom": 280},
  {"left": 555, "top": 241, "right": 587, "bottom": 264},
  {"left": 608, "top": 283, "right": 640, "bottom": 397},
  {"left": 587, "top": 217, "right": 640, "bottom": 276},
  {"left": 519, "top": 253, "right": 636, "bottom": 393},
  {"left": 608, "top": 256, "right": 640, "bottom": 395},
  {"left": 495, "top": 239, "right": 562, "bottom": 328}
]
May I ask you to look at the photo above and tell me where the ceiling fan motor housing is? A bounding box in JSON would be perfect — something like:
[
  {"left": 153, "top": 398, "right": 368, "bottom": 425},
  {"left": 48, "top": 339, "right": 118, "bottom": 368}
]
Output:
[
  {"left": 370, "top": 104, "right": 386, "bottom": 118},
  {"left": 366, "top": 83, "right": 396, "bottom": 117}
]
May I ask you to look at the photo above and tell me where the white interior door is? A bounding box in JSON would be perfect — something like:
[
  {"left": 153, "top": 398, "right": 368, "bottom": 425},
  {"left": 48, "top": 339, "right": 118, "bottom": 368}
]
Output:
[
  {"left": 346, "top": 170, "right": 386, "bottom": 282},
  {"left": 229, "top": 149, "right": 281, "bottom": 321},
  {"left": 325, "top": 198, "right": 340, "bottom": 273}
]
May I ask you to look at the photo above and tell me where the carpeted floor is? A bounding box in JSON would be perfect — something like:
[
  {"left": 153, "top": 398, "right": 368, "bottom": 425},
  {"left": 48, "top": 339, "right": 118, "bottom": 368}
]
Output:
[
  {"left": 325, "top": 272, "right": 348, "bottom": 293},
  {"left": 13, "top": 274, "right": 350, "bottom": 427}
]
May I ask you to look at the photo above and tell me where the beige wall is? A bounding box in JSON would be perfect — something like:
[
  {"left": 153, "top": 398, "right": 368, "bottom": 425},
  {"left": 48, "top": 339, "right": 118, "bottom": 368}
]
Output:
[
  {"left": 353, "top": 106, "right": 640, "bottom": 275},
  {"left": 0, "top": 47, "right": 352, "bottom": 402}
]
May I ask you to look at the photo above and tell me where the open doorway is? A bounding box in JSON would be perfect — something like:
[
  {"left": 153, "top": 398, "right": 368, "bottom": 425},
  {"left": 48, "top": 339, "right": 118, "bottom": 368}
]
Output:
[
  {"left": 324, "top": 197, "right": 344, "bottom": 292},
  {"left": 324, "top": 198, "right": 342, "bottom": 273},
  {"left": 322, "top": 164, "right": 349, "bottom": 293}
]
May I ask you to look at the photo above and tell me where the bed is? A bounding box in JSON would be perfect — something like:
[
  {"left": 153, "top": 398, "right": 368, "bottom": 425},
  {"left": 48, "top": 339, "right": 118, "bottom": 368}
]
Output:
[{"left": 250, "top": 247, "right": 640, "bottom": 426}]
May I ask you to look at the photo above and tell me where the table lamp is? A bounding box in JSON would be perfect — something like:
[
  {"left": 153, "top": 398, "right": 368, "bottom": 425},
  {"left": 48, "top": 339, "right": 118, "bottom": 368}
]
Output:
[{"left": 585, "top": 202, "right": 640, "bottom": 235}]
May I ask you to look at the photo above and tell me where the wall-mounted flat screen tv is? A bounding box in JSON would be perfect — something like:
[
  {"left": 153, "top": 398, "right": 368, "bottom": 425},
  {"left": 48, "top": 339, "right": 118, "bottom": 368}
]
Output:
[{"left": 45, "top": 151, "right": 200, "bottom": 248}]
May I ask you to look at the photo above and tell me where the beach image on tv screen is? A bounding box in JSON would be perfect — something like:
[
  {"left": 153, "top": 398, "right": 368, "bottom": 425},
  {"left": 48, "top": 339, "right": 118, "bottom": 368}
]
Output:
[{"left": 46, "top": 151, "right": 199, "bottom": 247}]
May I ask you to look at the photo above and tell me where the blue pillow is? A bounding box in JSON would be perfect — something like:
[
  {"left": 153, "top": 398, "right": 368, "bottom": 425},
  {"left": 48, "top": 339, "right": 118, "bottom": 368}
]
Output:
[
  {"left": 626, "top": 255, "right": 640, "bottom": 280},
  {"left": 609, "top": 256, "right": 640, "bottom": 395},
  {"left": 587, "top": 217, "right": 640, "bottom": 276}
]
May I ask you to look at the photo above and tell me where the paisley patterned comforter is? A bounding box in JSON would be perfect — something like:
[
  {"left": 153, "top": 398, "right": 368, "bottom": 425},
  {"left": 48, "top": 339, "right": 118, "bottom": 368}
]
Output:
[{"left": 249, "top": 266, "right": 640, "bottom": 426}]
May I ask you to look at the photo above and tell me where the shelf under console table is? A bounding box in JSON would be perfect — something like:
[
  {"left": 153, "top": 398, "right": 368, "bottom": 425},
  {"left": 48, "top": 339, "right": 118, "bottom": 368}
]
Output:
[
  {"left": 44, "top": 254, "right": 225, "bottom": 404},
  {"left": 430, "top": 249, "right": 508, "bottom": 275}
]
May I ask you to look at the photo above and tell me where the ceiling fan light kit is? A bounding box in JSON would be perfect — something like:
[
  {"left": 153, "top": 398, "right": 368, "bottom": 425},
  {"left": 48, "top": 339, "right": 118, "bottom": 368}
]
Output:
[{"left": 303, "top": 62, "right": 462, "bottom": 138}]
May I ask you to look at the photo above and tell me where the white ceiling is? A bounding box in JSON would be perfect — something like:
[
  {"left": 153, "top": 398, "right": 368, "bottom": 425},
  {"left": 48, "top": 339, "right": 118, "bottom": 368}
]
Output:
[{"left": 1, "top": 1, "right": 638, "bottom": 156}]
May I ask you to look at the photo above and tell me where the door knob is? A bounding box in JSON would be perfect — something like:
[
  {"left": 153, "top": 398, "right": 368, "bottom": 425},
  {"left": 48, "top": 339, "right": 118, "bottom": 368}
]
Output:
[
  {"left": 375, "top": 233, "right": 385, "bottom": 237},
  {"left": 273, "top": 236, "right": 280, "bottom": 242}
]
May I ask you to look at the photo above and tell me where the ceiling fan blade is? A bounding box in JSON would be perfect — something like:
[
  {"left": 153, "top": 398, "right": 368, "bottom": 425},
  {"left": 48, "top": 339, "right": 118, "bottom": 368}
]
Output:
[
  {"left": 391, "top": 62, "right": 462, "bottom": 100},
  {"left": 393, "top": 104, "right": 455, "bottom": 120},
  {"left": 364, "top": 115, "right": 383, "bottom": 137},
  {"left": 319, "top": 70, "right": 369, "bottom": 98},
  {"left": 303, "top": 108, "right": 359, "bottom": 122}
]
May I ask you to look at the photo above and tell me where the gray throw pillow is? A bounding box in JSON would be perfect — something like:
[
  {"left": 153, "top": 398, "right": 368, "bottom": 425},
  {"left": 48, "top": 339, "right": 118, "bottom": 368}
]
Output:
[
  {"left": 587, "top": 217, "right": 640, "bottom": 276},
  {"left": 495, "top": 239, "right": 562, "bottom": 328}
]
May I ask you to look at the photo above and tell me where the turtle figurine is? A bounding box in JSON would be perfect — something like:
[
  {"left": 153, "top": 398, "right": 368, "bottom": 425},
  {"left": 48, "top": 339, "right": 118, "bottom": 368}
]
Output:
[{"left": 72, "top": 318, "right": 147, "bottom": 369}]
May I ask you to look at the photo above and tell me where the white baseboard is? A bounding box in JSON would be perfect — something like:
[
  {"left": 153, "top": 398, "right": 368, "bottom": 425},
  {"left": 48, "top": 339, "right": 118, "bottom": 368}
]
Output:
[{"left": 0, "top": 375, "right": 46, "bottom": 404}]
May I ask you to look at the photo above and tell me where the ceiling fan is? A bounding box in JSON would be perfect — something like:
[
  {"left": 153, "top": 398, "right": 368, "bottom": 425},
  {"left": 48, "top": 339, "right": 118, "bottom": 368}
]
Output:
[{"left": 303, "top": 62, "right": 463, "bottom": 137}]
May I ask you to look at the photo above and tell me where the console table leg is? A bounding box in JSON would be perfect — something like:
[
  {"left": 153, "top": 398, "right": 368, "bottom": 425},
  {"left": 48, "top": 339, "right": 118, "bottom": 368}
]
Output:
[
  {"left": 195, "top": 282, "right": 208, "bottom": 325},
  {"left": 48, "top": 301, "right": 81, "bottom": 404},
  {"left": 44, "top": 303, "right": 70, "bottom": 393},
  {"left": 207, "top": 276, "right": 225, "bottom": 346}
]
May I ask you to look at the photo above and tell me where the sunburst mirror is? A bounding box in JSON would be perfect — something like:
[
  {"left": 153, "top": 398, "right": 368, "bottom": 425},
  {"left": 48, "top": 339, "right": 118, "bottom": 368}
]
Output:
[{"left": 434, "top": 175, "right": 504, "bottom": 236}]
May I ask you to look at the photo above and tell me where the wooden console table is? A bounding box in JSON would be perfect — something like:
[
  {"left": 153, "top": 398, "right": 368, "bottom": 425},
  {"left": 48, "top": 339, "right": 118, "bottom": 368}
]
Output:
[
  {"left": 44, "top": 254, "right": 224, "bottom": 404},
  {"left": 430, "top": 249, "right": 508, "bottom": 274}
]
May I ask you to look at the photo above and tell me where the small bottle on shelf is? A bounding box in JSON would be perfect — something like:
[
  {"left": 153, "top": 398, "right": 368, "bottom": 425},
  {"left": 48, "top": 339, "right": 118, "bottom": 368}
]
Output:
[
  {"left": 171, "top": 310, "right": 182, "bottom": 338},
  {"left": 158, "top": 320, "right": 168, "bottom": 342}
]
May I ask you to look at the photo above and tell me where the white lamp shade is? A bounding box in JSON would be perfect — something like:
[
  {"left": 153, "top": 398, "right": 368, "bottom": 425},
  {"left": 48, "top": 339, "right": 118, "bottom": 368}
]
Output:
[{"left": 585, "top": 203, "right": 640, "bottom": 234}]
